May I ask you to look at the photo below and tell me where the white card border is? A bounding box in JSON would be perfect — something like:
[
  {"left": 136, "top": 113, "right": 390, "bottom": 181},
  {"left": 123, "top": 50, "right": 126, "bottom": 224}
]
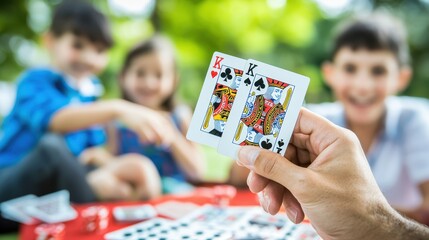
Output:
[
  {"left": 186, "top": 52, "right": 246, "bottom": 148},
  {"left": 218, "top": 59, "right": 310, "bottom": 158}
]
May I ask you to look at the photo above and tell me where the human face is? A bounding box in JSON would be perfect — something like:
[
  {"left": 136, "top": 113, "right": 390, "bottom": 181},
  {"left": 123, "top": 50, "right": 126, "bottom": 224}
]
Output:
[
  {"left": 325, "top": 48, "right": 402, "bottom": 126},
  {"left": 271, "top": 88, "right": 283, "bottom": 101},
  {"left": 47, "top": 32, "right": 109, "bottom": 81},
  {"left": 233, "top": 76, "right": 242, "bottom": 89},
  {"left": 121, "top": 51, "right": 176, "bottom": 109}
]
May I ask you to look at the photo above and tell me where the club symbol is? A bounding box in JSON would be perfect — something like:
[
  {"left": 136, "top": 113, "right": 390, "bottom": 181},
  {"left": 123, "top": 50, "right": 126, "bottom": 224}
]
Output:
[
  {"left": 244, "top": 78, "right": 251, "bottom": 86},
  {"left": 261, "top": 139, "right": 272, "bottom": 150},
  {"left": 220, "top": 68, "right": 233, "bottom": 82},
  {"left": 254, "top": 78, "right": 266, "bottom": 91}
]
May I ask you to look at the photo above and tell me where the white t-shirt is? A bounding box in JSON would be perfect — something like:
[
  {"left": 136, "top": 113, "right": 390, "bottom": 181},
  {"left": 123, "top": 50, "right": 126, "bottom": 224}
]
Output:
[{"left": 307, "top": 96, "right": 429, "bottom": 210}]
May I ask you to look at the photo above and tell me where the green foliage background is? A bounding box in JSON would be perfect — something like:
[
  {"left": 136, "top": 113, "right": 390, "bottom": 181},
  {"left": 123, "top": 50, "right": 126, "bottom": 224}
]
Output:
[{"left": 1, "top": 0, "right": 429, "bottom": 106}]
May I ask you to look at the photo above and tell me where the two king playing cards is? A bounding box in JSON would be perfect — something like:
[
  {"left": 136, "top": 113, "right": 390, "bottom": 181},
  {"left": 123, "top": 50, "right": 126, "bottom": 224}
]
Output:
[{"left": 187, "top": 52, "right": 309, "bottom": 158}]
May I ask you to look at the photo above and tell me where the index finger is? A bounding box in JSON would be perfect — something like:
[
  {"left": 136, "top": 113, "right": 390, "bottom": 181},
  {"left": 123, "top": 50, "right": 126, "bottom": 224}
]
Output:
[{"left": 292, "top": 108, "right": 342, "bottom": 155}]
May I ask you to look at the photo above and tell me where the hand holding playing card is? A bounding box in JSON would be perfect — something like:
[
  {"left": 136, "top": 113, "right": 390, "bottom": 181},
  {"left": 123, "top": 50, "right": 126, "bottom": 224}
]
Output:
[{"left": 237, "top": 108, "right": 390, "bottom": 240}]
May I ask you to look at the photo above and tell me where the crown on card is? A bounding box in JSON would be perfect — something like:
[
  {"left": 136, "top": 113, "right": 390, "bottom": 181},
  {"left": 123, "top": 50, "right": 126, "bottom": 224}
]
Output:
[
  {"left": 234, "top": 69, "right": 243, "bottom": 77},
  {"left": 267, "top": 77, "right": 288, "bottom": 89}
]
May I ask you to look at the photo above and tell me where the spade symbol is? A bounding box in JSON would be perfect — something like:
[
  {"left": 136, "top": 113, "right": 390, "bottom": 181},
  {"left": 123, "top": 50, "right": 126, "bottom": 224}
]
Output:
[
  {"left": 276, "top": 139, "right": 284, "bottom": 153},
  {"left": 244, "top": 78, "right": 251, "bottom": 86},
  {"left": 220, "top": 68, "right": 233, "bottom": 82},
  {"left": 254, "top": 78, "right": 266, "bottom": 91},
  {"left": 261, "top": 139, "right": 272, "bottom": 149}
]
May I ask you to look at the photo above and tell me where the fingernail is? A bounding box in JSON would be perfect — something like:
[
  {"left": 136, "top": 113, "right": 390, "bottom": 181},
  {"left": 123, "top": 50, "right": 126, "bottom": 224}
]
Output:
[
  {"left": 237, "top": 147, "right": 260, "bottom": 169},
  {"left": 286, "top": 207, "right": 298, "bottom": 224},
  {"left": 257, "top": 192, "right": 265, "bottom": 211},
  {"left": 247, "top": 172, "right": 253, "bottom": 185},
  {"left": 262, "top": 190, "right": 271, "bottom": 213},
  {"left": 257, "top": 191, "right": 271, "bottom": 213}
]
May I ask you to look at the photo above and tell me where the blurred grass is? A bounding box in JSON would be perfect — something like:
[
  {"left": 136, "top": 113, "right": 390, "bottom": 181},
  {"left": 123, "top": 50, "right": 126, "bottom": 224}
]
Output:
[
  {"left": 0, "top": 234, "right": 17, "bottom": 240},
  {"left": 201, "top": 145, "right": 233, "bottom": 182}
]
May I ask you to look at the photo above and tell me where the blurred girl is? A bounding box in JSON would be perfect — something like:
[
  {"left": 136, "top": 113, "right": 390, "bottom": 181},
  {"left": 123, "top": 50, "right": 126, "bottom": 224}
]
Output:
[{"left": 85, "top": 35, "right": 205, "bottom": 197}]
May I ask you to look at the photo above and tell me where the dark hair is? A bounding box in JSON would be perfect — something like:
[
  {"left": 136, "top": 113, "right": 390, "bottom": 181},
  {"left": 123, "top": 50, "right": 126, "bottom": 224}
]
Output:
[
  {"left": 120, "top": 35, "right": 178, "bottom": 111},
  {"left": 331, "top": 12, "right": 409, "bottom": 66},
  {"left": 50, "top": 0, "right": 114, "bottom": 48}
]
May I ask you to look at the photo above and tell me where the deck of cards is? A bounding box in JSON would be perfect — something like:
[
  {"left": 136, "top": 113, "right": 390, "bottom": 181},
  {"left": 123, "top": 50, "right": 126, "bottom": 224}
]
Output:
[{"left": 187, "top": 52, "right": 310, "bottom": 158}]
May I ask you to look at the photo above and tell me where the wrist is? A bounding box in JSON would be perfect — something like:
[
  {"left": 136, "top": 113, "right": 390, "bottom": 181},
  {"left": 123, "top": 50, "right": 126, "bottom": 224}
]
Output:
[
  {"left": 168, "top": 128, "right": 185, "bottom": 148},
  {"left": 365, "top": 202, "right": 429, "bottom": 240},
  {"left": 109, "top": 99, "right": 128, "bottom": 119}
]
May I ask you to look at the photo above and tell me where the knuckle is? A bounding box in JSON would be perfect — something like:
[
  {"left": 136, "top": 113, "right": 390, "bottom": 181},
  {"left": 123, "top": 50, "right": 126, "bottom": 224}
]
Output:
[
  {"left": 260, "top": 155, "right": 280, "bottom": 177},
  {"left": 341, "top": 128, "right": 360, "bottom": 145}
]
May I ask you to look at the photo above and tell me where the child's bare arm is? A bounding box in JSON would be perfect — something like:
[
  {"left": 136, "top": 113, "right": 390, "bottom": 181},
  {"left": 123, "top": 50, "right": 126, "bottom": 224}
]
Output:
[
  {"left": 49, "top": 99, "right": 126, "bottom": 132},
  {"left": 166, "top": 109, "right": 206, "bottom": 182},
  {"left": 50, "top": 99, "right": 170, "bottom": 146},
  {"left": 105, "top": 122, "right": 119, "bottom": 155}
]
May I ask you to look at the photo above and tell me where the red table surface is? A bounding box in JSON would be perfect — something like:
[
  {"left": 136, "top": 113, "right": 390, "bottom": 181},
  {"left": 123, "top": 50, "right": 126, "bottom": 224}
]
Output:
[{"left": 20, "top": 188, "right": 260, "bottom": 240}]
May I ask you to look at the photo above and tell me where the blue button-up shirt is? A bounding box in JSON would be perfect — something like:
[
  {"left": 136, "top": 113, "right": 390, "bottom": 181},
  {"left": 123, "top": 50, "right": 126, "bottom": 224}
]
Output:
[
  {"left": 0, "top": 68, "right": 106, "bottom": 168},
  {"left": 307, "top": 96, "right": 429, "bottom": 210}
]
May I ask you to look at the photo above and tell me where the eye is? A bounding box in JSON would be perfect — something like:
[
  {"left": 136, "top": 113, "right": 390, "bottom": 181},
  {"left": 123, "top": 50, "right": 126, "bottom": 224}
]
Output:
[
  {"left": 136, "top": 69, "right": 145, "bottom": 78},
  {"left": 156, "top": 72, "right": 162, "bottom": 80},
  {"left": 343, "top": 63, "right": 356, "bottom": 74},
  {"left": 371, "top": 65, "right": 386, "bottom": 77},
  {"left": 96, "top": 46, "right": 107, "bottom": 54},
  {"left": 72, "top": 40, "right": 83, "bottom": 50}
]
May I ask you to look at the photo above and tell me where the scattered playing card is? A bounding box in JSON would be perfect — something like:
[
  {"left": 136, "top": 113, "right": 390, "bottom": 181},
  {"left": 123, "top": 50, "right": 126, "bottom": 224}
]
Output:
[
  {"left": 178, "top": 205, "right": 253, "bottom": 230},
  {"left": 218, "top": 59, "right": 309, "bottom": 158},
  {"left": 1, "top": 194, "right": 38, "bottom": 224},
  {"left": 155, "top": 200, "right": 199, "bottom": 219},
  {"left": 25, "top": 190, "right": 77, "bottom": 223},
  {"left": 104, "top": 205, "right": 319, "bottom": 240},
  {"left": 187, "top": 51, "right": 246, "bottom": 148},
  {"left": 104, "top": 217, "right": 232, "bottom": 240},
  {"left": 113, "top": 204, "right": 157, "bottom": 222}
]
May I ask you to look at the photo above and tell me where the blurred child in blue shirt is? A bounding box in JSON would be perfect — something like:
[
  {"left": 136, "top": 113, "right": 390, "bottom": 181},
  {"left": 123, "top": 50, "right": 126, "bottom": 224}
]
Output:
[
  {"left": 308, "top": 12, "right": 429, "bottom": 224},
  {"left": 81, "top": 36, "right": 205, "bottom": 195},
  {"left": 0, "top": 1, "right": 171, "bottom": 206}
]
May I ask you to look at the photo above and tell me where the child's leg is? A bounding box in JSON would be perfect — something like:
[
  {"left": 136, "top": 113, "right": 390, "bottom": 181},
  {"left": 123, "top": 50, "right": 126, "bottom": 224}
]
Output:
[
  {"left": 0, "top": 134, "right": 96, "bottom": 232},
  {"left": 0, "top": 134, "right": 96, "bottom": 203},
  {"left": 87, "top": 154, "right": 161, "bottom": 201}
]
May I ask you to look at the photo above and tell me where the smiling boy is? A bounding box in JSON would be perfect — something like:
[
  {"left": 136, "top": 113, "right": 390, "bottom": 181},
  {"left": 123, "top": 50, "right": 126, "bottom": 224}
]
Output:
[
  {"left": 309, "top": 12, "right": 429, "bottom": 224},
  {"left": 0, "top": 1, "right": 166, "bottom": 211}
]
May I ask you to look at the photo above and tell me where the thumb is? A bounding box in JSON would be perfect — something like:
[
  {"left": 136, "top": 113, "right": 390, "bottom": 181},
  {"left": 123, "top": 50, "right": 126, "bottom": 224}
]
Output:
[{"left": 237, "top": 146, "right": 305, "bottom": 190}]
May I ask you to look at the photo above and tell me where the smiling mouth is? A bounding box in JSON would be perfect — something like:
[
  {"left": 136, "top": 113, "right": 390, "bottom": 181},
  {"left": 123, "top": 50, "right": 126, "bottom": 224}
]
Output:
[
  {"left": 347, "top": 95, "right": 377, "bottom": 108},
  {"left": 71, "top": 63, "right": 91, "bottom": 75}
]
